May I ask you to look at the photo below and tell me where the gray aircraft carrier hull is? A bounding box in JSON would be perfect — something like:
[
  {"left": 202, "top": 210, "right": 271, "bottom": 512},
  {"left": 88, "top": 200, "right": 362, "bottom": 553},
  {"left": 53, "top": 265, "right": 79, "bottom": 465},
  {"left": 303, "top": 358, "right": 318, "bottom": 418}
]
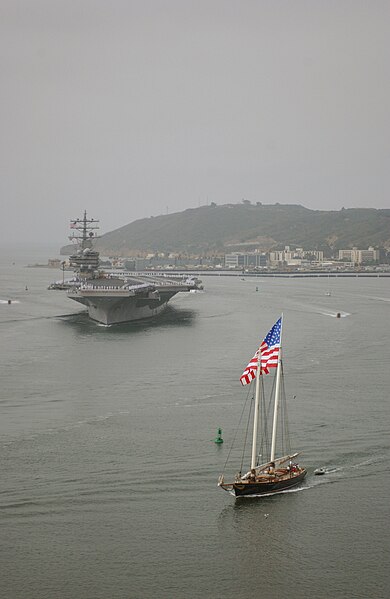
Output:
[{"left": 67, "top": 276, "right": 198, "bottom": 325}]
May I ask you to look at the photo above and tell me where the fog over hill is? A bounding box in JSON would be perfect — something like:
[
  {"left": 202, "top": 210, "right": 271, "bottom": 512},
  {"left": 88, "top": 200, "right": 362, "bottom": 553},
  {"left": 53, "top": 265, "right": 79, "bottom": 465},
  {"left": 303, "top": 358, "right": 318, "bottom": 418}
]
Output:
[{"left": 62, "top": 203, "right": 390, "bottom": 257}]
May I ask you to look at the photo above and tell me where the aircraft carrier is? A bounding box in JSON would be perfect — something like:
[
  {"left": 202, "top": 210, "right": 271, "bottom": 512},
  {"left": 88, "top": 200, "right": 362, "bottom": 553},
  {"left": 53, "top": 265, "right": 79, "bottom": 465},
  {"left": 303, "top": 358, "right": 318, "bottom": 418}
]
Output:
[{"left": 65, "top": 212, "right": 202, "bottom": 325}]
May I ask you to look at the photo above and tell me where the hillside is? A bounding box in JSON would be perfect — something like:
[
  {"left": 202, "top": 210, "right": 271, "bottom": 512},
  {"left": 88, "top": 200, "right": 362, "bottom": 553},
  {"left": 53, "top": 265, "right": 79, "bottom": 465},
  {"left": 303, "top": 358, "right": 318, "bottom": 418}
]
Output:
[{"left": 62, "top": 203, "right": 390, "bottom": 256}]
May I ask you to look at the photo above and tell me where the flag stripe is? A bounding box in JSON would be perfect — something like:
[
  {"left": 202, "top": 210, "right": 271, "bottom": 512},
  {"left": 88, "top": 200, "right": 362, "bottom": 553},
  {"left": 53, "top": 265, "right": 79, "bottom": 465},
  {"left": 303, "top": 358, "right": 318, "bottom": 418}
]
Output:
[{"left": 240, "top": 317, "right": 282, "bottom": 385}]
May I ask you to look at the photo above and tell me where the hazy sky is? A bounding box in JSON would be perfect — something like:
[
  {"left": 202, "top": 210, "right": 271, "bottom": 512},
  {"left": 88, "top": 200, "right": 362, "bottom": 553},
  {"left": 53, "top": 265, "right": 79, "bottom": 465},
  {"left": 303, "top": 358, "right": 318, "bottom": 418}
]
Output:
[{"left": 1, "top": 0, "right": 389, "bottom": 244}]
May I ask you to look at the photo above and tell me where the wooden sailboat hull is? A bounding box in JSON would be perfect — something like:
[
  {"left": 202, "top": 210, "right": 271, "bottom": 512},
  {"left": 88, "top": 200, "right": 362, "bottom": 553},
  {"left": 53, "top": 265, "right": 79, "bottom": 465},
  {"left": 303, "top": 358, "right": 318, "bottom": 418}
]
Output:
[{"left": 230, "top": 469, "right": 307, "bottom": 497}]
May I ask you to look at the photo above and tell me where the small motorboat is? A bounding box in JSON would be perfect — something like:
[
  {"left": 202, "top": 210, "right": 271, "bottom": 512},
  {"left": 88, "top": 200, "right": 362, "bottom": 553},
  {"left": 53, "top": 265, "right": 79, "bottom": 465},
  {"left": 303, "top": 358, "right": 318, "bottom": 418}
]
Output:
[{"left": 314, "top": 467, "right": 326, "bottom": 476}]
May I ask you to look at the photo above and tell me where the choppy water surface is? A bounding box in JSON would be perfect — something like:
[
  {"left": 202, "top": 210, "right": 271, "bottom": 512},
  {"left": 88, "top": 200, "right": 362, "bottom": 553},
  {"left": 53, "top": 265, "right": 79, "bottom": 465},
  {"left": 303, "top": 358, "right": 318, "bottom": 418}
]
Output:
[{"left": 1, "top": 248, "right": 389, "bottom": 598}]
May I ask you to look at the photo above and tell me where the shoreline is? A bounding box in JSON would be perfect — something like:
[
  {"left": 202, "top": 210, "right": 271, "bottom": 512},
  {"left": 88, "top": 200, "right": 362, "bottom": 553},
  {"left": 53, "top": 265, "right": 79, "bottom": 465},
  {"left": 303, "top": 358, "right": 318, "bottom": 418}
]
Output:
[{"left": 119, "top": 269, "right": 390, "bottom": 278}]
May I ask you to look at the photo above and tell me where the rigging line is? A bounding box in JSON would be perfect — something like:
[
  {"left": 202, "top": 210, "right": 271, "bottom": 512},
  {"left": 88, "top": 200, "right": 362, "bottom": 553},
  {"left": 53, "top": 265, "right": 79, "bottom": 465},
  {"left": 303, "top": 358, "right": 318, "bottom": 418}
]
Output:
[
  {"left": 280, "top": 372, "right": 286, "bottom": 455},
  {"left": 240, "top": 391, "right": 254, "bottom": 472},
  {"left": 264, "top": 372, "right": 276, "bottom": 457},
  {"left": 279, "top": 360, "right": 284, "bottom": 454},
  {"left": 285, "top": 396, "right": 290, "bottom": 453},
  {"left": 220, "top": 382, "right": 252, "bottom": 475},
  {"left": 259, "top": 375, "right": 274, "bottom": 464},
  {"left": 280, "top": 361, "right": 292, "bottom": 454},
  {"left": 257, "top": 376, "right": 268, "bottom": 465}
]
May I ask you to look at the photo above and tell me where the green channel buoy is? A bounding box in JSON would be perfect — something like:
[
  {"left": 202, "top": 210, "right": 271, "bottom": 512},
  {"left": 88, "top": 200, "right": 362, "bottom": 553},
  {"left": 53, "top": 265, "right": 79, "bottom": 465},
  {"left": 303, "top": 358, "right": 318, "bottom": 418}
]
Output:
[{"left": 214, "top": 427, "right": 223, "bottom": 444}]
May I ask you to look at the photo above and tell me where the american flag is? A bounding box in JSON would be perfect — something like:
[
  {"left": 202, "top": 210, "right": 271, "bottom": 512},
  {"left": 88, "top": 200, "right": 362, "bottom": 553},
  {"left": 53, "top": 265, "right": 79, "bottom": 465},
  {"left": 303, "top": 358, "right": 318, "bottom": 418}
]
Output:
[{"left": 240, "top": 317, "right": 282, "bottom": 385}]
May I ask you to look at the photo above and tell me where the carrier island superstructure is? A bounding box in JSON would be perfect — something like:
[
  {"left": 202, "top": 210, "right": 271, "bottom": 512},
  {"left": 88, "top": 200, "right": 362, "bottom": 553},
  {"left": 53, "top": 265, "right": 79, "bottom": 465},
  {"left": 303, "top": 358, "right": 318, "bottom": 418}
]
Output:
[{"left": 66, "top": 212, "right": 202, "bottom": 325}]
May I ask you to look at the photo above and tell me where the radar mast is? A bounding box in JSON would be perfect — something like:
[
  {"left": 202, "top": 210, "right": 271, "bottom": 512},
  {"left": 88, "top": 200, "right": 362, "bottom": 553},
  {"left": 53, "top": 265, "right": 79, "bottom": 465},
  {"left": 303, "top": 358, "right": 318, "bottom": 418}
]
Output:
[{"left": 69, "top": 211, "right": 100, "bottom": 276}]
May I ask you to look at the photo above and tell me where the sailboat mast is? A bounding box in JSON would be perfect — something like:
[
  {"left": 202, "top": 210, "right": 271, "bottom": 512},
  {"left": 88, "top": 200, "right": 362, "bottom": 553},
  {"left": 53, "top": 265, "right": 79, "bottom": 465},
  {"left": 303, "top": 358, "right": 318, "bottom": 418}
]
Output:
[
  {"left": 270, "top": 315, "right": 283, "bottom": 463},
  {"left": 250, "top": 355, "right": 262, "bottom": 470}
]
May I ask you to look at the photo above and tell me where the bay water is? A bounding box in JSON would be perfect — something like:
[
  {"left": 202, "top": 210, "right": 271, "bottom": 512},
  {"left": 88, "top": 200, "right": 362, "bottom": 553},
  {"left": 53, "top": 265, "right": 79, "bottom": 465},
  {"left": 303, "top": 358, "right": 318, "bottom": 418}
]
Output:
[{"left": 1, "top": 246, "right": 389, "bottom": 598}]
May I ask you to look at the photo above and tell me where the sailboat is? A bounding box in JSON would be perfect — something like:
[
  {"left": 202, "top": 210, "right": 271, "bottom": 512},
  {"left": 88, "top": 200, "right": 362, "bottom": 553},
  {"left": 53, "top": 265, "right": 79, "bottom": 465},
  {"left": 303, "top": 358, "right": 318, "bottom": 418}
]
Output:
[{"left": 218, "top": 316, "right": 307, "bottom": 497}]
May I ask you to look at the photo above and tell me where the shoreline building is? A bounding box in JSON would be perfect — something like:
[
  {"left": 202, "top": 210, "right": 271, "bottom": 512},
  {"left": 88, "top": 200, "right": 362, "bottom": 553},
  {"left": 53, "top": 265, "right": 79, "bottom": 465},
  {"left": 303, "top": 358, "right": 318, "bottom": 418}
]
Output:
[
  {"left": 338, "top": 247, "right": 379, "bottom": 265},
  {"left": 224, "top": 252, "right": 268, "bottom": 269},
  {"left": 269, "top": 246, "right": 324, "bottom": 266},
  {"left": 225, "top": 246, "right": 324, "bottom": 269}
]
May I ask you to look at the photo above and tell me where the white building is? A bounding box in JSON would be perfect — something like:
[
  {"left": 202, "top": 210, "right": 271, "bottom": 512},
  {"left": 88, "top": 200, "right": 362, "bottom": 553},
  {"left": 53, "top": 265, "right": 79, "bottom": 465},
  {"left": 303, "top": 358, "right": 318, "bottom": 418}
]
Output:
[
  {"left": 224, "top": 252, "right": 267, "bottom": 268},
  {"left": 338, "top": 247, "right": 379, "bottom": 264},
  {"left": 269, "top": 246, "right": 324, "bottom": 265}
]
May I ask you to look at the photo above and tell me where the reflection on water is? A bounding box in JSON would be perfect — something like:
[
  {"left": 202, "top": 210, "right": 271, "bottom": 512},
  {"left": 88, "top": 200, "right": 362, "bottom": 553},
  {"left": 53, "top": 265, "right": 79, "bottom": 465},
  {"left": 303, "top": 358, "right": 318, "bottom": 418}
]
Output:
[{"left": 58, "top": 305, "right": 197, "bottom": 334}]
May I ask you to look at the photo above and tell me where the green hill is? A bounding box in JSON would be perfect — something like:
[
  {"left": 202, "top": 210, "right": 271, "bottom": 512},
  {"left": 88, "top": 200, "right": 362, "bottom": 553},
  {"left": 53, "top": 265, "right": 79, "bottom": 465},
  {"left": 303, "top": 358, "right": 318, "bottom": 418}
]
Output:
[{"left": 63, "top": 203, "right": 390, "bottom": 256}]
